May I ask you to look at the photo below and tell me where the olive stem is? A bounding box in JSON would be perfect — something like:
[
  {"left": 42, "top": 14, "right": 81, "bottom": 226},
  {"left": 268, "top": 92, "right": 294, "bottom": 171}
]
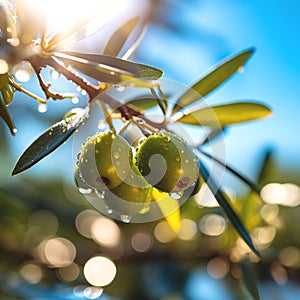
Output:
[{"left": 8, "top": 77, "right": 47, "bottom": 104}]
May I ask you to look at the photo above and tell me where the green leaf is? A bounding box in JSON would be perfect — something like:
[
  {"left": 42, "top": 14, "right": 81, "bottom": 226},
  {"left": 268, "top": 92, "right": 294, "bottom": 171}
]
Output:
[
  {"left": 60, "top": 51, "right": 163, "bottom": 80},
  {"left": 55, "top": 52, "right": 160, "bottom": 88},
  {"left": 199, "top": 149, "right": 260, "bottom": 193},
  {"left": 176, "top": 102, "right": 272, "bottom": 127},
  {"left": 172, "top": 48, "right": 255, "bottom": 114},
  {"left": 103, "top": 17, "right": 140, "bottom": 57},
  {"left": 0, "top": 95, "right": 15, "bottom": 136},
  {"left": 12, "top": 109, "right": 88, "bottom": 175},
  {"left": 128, "top": 97, "right": 159, "bottom": 110},
  {"left": 241, "top": 255, "right": 261, "bottom": 300},
  {"left": 198, "top": 161, "right": 260, "bottom": 257}
]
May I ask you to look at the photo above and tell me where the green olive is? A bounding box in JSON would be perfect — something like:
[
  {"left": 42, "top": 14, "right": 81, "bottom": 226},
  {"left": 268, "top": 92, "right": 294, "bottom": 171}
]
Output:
[
  {"left": 77, "top": 132, "right": 133, "bottom": 189},
  {"left": 135, "top": 131, "right": 198, "bottom": 193},
  {"left": 102, "top": 164, "right": 153, "bottom": 216}
]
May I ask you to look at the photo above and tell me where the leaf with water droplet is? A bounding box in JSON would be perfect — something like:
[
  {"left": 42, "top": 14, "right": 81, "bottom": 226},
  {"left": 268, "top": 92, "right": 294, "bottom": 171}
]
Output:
[
  {"left": 12, "top": 108, "right": 88, "bottom": 175},
  {"left": 198, "top": 161, "right": 260, "bottom": 257},
  {"left": 0, "top": 94, "right": 15, "bottom": 136},
  {"left": 172, "top": 48, "right": 255, "bottom": 115}
]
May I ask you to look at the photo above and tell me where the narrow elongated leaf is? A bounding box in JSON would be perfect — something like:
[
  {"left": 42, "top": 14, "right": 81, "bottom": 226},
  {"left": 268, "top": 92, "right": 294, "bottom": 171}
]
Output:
[
  {"left": 199, "top": 149, "right": 260, "bottom": 193},
  {"left": 123, "top": 24, "right": 147, "bottom": 60},
  {"left": 12, "top": 109, "right": 88, "bottom": 175},
  {"left": 60, "top": 51, "right": 163, "bottom": 80},
  {"left": 128, "top": 97, "right": 159, "bottom": 110},
  {"left": 103, "top": 17, "right": 140, "bottom": 57},
  {"left": 0, "top": 95, "right": 15, "bottom": 135},
  {"left": 198, "top": 161, "right": 260, "bottom": 257},
  {"left": 172, "top": 48, "right": 255, "bottom": 114},
  {"left": 54, "top": 53, "right": 159, "bottom": 88},
  {"left": 241, "top": 255, "right": 261, "bottom": 300},
  {"left": 177, "top": 102, "right": 272, "bottom": 127}
]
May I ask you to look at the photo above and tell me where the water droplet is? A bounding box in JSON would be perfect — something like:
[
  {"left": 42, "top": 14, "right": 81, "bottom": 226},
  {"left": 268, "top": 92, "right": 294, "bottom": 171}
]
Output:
[
  {"left": 175, "top": 156, "right": 180, "bottom": 162},
  {"left": 38, "top": 104, "right": 47, "bottom": 113},
  {"left": 76, "top": 86, "right": 83, "bottom": 92},
  {"left": 181, "top": 150, "right": 185, "bottom": 154},
  {"left": 184, "top": 159, "right": 189, "bottom": 164},
  {"left": 116, "top": 85, "right": 125, "bottom": 92},
  {"left": 98, "top": 122, "right": 106, "bottom": 130},
  {"left": 163, "top": 145, "right": 169, "bottom": 151},
  {"left": 162, "top": 136, "right": 171, "bottom": 143},
  {"left": 78, "top": 187, "right": 93, "bottom": 195},
  {"left": 113, "top": 152, "right": 120, "bottom": 159},
  {"left": 136, "top": 118, "right": 145, "bottom": 125},
  {"left": 120, "top": 214, "right": 131, "bottom": 223},
  {"left": 72, "top": 97, "right": 79, "bottom": 104},
  {"left": 13, "top": 128, "right": 18, "bottom": 134},
  {"left": 169, "top": 192, "right": 181, "bottom": 200},
  {"left": 193, "top": 156, "right": 199, "bottom": 163},
  {"left": 106, "top": 207, "right": 113, "bottom": 214},
  {"left": 77, "top": 152, "right": 81, "bottom": 160},
  {"left": 95, "top": 189, "right": 105, "bottom": 199},
  {"left": 62, "top": 127, "right": 67, "bottom": 133},
  {"left": 50, "top": 69, "right": 60, "bottom": 79}
]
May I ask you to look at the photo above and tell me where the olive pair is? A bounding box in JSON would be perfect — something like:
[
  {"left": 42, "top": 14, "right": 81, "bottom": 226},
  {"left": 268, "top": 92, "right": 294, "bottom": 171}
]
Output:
[{"left": 75, "top": 131, "right": 198, "bottom": 206}]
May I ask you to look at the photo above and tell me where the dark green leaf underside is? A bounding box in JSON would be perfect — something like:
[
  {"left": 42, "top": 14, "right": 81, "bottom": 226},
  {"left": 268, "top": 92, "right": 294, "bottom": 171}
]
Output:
[
  {"left": 12, "top": 111, "right": 86, "bottom": 175},
  {"left": 198, "top": 161, "right": 260, "bottom": 257},
  {"left": 0, "top": 95, "right": 15, "bottom": 135},
  {"left": 177, "top": 102, "right": 272, "bottom": 127},
  {"left": 172, "top": 48, "right": 255, "bottom": 114},
  {"left": 103, "top": 17, "right": 140, "bottom": 57}
]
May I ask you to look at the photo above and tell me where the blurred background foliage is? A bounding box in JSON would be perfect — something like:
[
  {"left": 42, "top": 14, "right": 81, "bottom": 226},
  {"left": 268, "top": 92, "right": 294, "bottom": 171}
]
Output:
[{"left": 1, "top": 0, "right": 300, "bottom": 299}]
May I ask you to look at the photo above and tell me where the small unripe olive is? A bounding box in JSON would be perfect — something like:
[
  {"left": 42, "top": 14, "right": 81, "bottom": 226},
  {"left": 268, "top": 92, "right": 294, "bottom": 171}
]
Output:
[
  {"left": 77, "top": 132, "right": 133, "bottom": 189},
  {"left": 135, "top": 131, "right": 198, "bottom": 193}
]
